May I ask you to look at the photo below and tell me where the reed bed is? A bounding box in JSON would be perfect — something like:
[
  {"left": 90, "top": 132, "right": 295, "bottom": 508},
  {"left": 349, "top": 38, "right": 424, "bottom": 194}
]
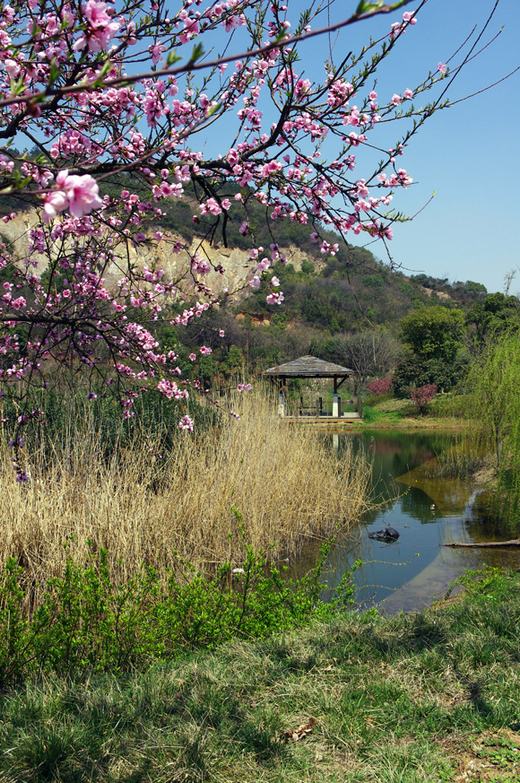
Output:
[{"left": 2, "top": 391, "right": 369, "bottom": 591}]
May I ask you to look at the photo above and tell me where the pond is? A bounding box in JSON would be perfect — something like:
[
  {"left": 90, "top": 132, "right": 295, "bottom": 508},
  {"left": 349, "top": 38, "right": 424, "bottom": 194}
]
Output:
[{"left": 299, "top": 431, "right": 520, "bottom": 614}]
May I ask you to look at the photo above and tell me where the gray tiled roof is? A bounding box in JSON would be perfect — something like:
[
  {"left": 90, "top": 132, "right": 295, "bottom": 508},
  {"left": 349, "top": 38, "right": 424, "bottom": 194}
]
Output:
[{"left": 264, "top": 355, "right": 352, "bottom": 377}]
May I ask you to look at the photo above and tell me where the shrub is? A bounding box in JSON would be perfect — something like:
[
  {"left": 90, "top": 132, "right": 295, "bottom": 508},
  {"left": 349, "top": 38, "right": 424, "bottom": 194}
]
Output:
[
  {"left": 366, "top": 377, "right": 393, "bottom": 396},
  {"left": 0, "top": 546, "right": 358, "bottom": 687},
  {"left": 410, "top": 384, "right": 437, "bottom": 414},
  {"left": 465, "top": 331, "right": 520, "bottom": 524}
]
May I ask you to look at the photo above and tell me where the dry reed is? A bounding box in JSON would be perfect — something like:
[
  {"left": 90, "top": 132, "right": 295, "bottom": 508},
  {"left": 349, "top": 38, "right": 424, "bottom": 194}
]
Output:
[{"left": 2, "top": 391, "right": 368, "bottom": 589}]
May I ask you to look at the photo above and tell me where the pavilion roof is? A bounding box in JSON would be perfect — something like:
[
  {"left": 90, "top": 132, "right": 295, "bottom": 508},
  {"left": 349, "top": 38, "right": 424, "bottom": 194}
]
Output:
[{"left": 264, "top": 355, "right": 352, "bottom": 378}]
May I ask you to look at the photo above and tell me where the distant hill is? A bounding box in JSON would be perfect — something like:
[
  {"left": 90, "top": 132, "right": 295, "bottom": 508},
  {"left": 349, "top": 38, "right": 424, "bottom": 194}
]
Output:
[
  {"left": 149, "top": 184, "right": 489, "bottom": 333},
  {"left": 2, "top": 184, "right": 490, "bottom": 369}
]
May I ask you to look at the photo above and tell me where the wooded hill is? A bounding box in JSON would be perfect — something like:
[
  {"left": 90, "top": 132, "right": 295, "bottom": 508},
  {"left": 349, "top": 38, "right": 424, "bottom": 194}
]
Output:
[
  {"left": 152, "top": 190, "right": 496, "bottom": 371},
  {"left": 1, "top": 183, "right": 501, "bottom": 374}
]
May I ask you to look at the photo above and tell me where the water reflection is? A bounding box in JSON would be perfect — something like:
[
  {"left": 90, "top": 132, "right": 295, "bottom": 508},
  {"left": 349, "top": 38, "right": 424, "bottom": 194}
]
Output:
[{"left": 312, "top": 431, "right": 520, "bottom": 613}]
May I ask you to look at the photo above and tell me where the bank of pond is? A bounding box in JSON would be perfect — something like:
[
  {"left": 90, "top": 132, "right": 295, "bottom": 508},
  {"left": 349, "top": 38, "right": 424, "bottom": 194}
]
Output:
[{"left": 295, "top": 430, "right": 520, "bottom": 614}]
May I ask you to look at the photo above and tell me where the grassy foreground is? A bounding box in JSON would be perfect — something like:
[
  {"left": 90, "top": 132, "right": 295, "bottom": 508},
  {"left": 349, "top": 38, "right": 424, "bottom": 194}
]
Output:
[{"left": 1, "top": 568, "right": 519, "bottom": 782}]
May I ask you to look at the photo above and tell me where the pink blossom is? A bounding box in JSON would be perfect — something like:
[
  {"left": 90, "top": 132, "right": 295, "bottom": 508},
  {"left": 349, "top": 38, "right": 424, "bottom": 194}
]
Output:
[
  {"left": 260, "top": 160, "right": 282, "bottom": 178},
  {"left": 178, "top": 415, "right": 194, "bottom": 432},
  {"left": 437, "top": 63, "right": 448, "bottom": 75},
  {"left": 200, "top": 198, "right": 222, "bottom": 216},
  {"left": 149, "top": 42, "right": 164, "bottom": 64},
  {"left": 157, "top": 379, "right": 189, "bottom": 400},
  {"left": 60, "top": 172, "right": 102, "bottom": 218},
  {"left": 402, "top": 12, "right": 417, "bottom": 24},
  {"left": 42, "top": 189, "right": 68, "bottom": 223},
  {"left": 191, "top": 253, "right": 211, "bottom": 275},
  {"left": 249, "top": 275, "right": 261, "bottom": 289},
  {"left": 74, "top": 0, "right": 119, "bottom": 52},
  {"left": 199, "top": 345, "right": 212, "bottom": 356},
  {"left": 188, "top": 352, "right": 197, "bottom": 362},
  {"left": 256, "top": 257, "right": 271, "bottom": 273},
  {"left": 4, "top": 58, "right": 20, "bottom": 79},
  {"left": 84, "top": 0, "right": 113, "bottom": 28}
]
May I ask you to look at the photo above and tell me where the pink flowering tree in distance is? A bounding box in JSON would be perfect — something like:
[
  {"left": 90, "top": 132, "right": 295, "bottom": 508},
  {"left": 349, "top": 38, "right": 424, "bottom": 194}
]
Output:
[
  {"left": 367, "top": 376, "right": 393, "bottom": 396},
  {"left": 0, "top": 0, "right": 513, "bottom": 477},
  {"left": 410, "top": 383, "right": 437, "bottom": 414}
]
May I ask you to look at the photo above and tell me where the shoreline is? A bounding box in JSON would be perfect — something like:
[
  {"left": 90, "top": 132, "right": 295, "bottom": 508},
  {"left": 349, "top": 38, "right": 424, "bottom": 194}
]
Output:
[{"left": 284, "top": 416, "right": 470, "bottom": 432}]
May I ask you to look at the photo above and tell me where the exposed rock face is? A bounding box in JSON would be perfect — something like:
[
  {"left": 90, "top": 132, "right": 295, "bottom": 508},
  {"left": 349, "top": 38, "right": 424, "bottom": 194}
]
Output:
[
  {"left": 1, "top": 209, "right": 320, "bottom": 300},
  {"left": 1, "top": 210, "right": 39, "bottom": 256},
  {"left": 123, "top": 237, "right": 320, "bottom": 298}
]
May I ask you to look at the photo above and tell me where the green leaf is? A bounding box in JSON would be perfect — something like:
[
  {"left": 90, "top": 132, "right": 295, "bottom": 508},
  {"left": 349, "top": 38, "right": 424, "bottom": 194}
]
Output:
[
  {"left": 48, "top": 60, "right": 60, "bottom": 85},
  {"left": 97, "top": 59, "right": 112, "bottom": 79},
  {"left": 188, "top": 42, "right": 205, "bottom": 64},
  {"left": 166, "top": 50, "right": 181, "bottom": 66},
  {"left": 355, "top": 0, "right": 407, "bottom": 15},
  {"left": 9, "top": 78, "right": 25, "bottom": 96},
  {"left": 355, "top": 0, "right": 384, "bottom": 15},
  {"left": 206, "top": 102, "right": 221, "bottom": 117}
]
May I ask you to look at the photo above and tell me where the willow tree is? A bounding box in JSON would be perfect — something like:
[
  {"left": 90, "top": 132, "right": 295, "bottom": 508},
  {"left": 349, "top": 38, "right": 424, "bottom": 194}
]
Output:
[{"left": 467, "top": 331, "right": 520, "bottom": 520}]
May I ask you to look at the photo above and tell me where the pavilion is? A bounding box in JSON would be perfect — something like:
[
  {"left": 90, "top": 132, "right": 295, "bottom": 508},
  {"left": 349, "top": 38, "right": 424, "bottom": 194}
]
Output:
[{"left": 264, "top": 355, "right": 356, "bottom": 418}]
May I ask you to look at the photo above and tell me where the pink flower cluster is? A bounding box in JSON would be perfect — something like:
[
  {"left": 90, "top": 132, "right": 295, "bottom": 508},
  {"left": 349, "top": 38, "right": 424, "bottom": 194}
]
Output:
[
  {"left": 74, "top": 1, "right": 119, "bottom": 52},
  {"left": 43, "top": 171, "right": 102, "bottom": 222}
]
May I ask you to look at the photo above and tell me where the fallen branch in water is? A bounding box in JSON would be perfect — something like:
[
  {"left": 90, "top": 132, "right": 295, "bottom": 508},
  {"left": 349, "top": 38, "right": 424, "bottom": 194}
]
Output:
[{"left": 444, "top": 539, "right": 520, "bottom": 548}]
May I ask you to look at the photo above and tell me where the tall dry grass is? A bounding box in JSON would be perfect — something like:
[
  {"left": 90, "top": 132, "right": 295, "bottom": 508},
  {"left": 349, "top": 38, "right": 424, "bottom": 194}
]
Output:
[{"left": 2, "top": 391, "right": 368, "bottom": 589}]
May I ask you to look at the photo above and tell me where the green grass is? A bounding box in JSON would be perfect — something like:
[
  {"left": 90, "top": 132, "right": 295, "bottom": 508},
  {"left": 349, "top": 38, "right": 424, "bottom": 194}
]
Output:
[
  {"left": 362, "top": 403, "right": 403, "bottom": 424},
  {"left": 1, "top": 568, "right": 519, "bottom": 782}
]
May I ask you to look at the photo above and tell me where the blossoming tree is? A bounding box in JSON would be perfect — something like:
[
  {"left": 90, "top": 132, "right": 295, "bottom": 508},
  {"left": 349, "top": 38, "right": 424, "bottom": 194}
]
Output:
[{"left": 0, "top": 0, "right": 506, "bottom": 476}]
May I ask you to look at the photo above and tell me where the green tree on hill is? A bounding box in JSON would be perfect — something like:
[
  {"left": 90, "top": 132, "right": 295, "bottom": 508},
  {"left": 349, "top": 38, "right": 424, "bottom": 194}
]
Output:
[
  {"left": 394, "top": 306, "right": 466, "bottom": 396},
  {"left": 466, "top": 292, "right": 520, "bottom": 351}
]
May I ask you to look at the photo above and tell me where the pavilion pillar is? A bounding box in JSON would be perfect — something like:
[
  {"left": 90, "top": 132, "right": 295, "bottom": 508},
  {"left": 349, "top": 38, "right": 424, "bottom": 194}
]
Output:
[
  {"left": 332, "top": 376, "right": 341, "bottom": 418},
  {"left": 277, "top": 380, "right": 286, "bottom": 417}
]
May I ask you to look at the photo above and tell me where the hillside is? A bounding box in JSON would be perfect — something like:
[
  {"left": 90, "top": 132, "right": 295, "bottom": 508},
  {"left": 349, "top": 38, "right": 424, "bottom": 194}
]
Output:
[
  {"left": 151, "top": 191, "right": 490, "bottom": 370},
  {"left": 150, "top": 185, "right": 489, "bottom": 330},
  {"left": 1, "top": 189, "right": 491, "bottom": 372}
]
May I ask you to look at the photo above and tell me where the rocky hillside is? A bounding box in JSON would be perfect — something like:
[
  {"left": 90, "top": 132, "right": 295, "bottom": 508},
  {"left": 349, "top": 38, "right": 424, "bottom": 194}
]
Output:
[{"left": 1, "top": 196, "right": 488, "bottom": 337}]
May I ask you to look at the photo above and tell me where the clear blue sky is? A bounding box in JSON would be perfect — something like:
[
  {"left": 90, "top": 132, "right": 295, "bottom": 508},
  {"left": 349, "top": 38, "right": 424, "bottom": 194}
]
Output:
[{"left": 300, "top": 0, "right": 520, "bottom": 293}]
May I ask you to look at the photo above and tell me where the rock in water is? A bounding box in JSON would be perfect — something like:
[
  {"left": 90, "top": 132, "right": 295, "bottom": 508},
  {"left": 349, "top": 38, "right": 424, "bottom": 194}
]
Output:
[{"left": 368, "top": 526, "right": 400, "bottom": 542}]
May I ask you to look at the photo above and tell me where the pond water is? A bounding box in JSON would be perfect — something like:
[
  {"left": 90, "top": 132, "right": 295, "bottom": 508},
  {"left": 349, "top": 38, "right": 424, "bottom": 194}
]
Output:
[{"left": 301, "top": 431, "right": 520, "bottom": 614}]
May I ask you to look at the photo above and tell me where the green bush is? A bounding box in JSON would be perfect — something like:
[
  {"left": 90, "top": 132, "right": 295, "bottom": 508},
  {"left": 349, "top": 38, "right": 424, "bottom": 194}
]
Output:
[{"left": 0, "top": 546, "right": 357, "bottom": 687}]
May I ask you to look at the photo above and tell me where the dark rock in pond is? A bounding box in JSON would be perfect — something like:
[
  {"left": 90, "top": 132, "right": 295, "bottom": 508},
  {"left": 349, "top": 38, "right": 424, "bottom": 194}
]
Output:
[{"left": 368, "top": 526, "right": 400, "bottom": 542}]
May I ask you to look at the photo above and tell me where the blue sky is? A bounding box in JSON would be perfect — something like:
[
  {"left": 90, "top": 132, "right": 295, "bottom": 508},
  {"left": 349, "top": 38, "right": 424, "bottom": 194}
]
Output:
[{"left": 305, "top": 0, "right": 520, "bottom": 293}]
